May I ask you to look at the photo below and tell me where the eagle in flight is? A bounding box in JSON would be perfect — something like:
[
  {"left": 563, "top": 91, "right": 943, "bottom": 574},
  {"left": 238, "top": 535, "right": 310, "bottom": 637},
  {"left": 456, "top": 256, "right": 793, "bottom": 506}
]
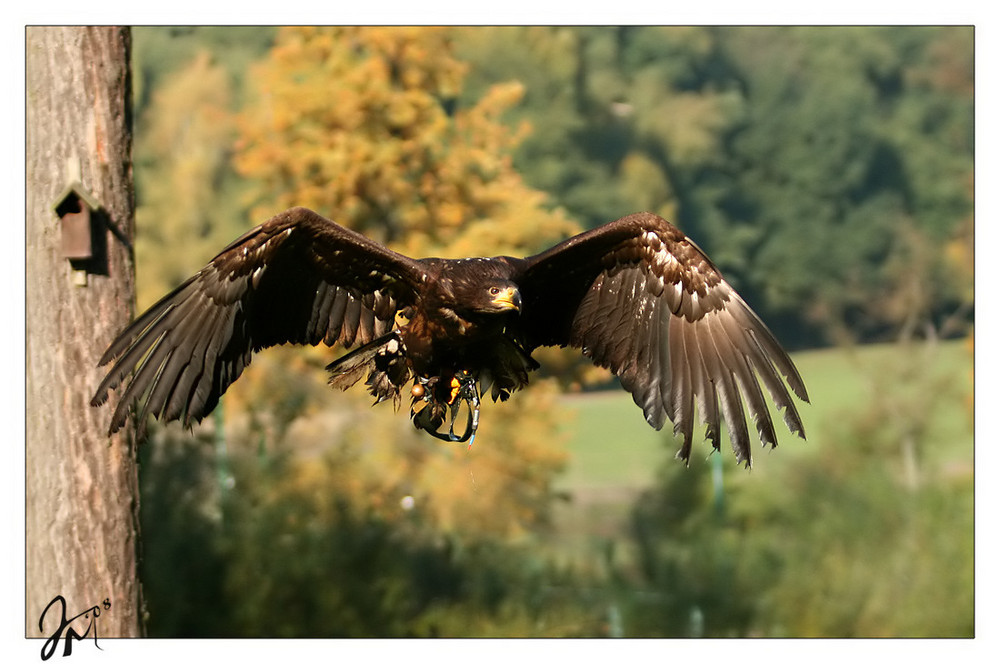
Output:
[{"left": 92, "top": 208, "right": 808, "bottom": 466}]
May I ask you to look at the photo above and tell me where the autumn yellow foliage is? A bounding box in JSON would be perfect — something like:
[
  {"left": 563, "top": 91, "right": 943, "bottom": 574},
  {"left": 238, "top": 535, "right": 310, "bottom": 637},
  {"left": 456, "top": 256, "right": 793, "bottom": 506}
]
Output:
[{"left": 235, "top": 27, "right": 577, "bottom": 258}]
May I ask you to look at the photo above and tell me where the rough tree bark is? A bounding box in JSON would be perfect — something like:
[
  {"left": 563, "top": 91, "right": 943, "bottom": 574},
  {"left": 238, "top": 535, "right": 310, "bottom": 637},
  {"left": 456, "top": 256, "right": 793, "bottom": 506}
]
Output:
[{"left": 26, "top": 27, "right": 142, "bottom": 638}]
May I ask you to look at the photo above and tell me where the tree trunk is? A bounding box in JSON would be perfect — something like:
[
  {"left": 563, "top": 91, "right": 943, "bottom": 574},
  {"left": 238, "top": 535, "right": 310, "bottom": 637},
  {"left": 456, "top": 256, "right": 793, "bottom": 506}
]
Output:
[{"left": 26, "top": 27, "right": 142, "bottom": 638}]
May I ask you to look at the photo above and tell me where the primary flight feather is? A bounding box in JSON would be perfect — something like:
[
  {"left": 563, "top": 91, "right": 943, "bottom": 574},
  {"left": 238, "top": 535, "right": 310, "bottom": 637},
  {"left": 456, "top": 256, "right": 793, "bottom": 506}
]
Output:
[{"left": 92, "top": 207, "right": 808, "bottom": 466}]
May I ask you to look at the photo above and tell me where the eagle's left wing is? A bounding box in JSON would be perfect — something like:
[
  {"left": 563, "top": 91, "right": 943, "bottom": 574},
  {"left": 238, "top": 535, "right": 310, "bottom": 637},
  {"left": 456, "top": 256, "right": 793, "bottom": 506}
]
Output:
[{"left": 512, "top": 212, "right": 808, "bottom": 466}]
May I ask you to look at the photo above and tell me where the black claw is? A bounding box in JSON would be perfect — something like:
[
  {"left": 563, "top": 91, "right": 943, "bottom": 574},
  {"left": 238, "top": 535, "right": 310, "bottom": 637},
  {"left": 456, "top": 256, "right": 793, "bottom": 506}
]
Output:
[{"left": 411, "top": 372, "right": 480, "bottom": 446}]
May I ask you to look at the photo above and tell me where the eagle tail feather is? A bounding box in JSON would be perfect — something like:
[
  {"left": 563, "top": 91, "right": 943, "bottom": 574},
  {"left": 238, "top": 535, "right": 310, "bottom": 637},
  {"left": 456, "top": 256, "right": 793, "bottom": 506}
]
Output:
[{"left": 326, "top": 332, "right": 411, "bottom": 408}]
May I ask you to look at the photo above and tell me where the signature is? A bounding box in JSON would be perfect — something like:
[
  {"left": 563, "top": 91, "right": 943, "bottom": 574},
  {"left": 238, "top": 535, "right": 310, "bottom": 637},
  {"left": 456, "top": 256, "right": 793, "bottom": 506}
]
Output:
[{"left": 38, "top": 595, "right": 111, "bottom": 660}]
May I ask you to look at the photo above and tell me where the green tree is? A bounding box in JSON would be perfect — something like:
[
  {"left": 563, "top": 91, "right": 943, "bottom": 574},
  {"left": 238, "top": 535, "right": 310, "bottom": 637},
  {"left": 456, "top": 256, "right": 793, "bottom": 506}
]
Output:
[
  {"left": 455, "top": 27, "right": 740, "bottom": 233},
  {"left": 627, "top": 338, "right": 973, "bottom": 637},
  {"left": 699, "top": 27, "right": 973, "bottom": 344},
  {"left": 140, "top": 435, "right": 598, "bottom": 637}
]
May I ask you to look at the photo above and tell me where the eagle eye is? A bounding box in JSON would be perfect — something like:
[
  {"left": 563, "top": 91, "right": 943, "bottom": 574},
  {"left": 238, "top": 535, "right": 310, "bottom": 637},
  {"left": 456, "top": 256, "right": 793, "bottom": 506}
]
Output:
[{"left": 489, "top": 286, "right": 501, "bottom": 295}]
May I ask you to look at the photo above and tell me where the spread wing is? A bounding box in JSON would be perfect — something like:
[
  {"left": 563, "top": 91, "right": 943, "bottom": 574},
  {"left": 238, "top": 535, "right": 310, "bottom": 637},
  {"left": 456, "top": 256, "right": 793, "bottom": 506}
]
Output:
[
  {"left": 514, "top": 211, "right": 809, "bottom": 466},
  {"left": 91, "top": 207, "right": 428, "bottom": 435}
]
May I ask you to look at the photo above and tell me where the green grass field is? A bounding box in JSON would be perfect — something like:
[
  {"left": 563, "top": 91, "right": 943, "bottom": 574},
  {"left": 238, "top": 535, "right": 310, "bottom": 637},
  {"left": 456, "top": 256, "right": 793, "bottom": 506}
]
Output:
[{"left": 553, "top": 338, "right": 973, "bottom": 531}]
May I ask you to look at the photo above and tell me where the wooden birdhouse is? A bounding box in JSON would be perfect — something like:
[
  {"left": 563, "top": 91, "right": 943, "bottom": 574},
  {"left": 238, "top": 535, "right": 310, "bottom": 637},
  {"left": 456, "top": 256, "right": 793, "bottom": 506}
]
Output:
[
  {"left": 53, "top": 182, "right": 101, "bottom": 261},
  {"left": 52, "top": 181, "right": 105, "bottom": 286}
]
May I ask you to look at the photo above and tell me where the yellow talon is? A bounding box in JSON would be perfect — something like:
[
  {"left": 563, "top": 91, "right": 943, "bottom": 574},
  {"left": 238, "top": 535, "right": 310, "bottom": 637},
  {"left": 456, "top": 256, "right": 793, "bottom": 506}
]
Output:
[{"left": 449, "top": 376, "right": 462, "bottom": 404}]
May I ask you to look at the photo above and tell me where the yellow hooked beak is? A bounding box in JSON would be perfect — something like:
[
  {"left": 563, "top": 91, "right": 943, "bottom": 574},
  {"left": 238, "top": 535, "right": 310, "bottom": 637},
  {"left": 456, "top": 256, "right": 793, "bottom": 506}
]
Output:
[{"left": 491, "top": 286, "right": 522, "bottom": 312}]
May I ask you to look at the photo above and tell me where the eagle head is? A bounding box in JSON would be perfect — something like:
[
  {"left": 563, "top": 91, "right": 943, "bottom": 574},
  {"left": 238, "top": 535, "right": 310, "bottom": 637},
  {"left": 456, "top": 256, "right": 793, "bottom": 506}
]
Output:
[
  {"left": 449, "top": 274, "right": 521, "bottom": 316},
  {"left": 481, "top": 281, "right": 522, "bottom": 314}
]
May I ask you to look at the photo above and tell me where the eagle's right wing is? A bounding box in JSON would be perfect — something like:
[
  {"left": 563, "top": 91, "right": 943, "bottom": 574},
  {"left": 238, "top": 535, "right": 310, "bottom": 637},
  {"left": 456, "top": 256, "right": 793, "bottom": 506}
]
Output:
[{"left": 91, "top": 207, "right": 428, "bottom": 434}]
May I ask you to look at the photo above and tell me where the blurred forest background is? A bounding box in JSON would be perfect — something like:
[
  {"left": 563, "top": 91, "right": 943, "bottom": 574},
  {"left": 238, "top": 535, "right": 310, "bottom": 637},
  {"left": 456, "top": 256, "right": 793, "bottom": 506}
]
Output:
[{"left": 128, "top": 26, "right": 973, "bottom": 637}]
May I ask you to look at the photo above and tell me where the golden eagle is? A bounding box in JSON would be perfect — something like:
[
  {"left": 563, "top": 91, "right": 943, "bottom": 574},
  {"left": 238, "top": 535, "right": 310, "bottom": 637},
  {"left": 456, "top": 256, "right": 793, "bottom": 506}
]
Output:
[{"left": 91, "top": 208, "right": 808, "bottom": 466}]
